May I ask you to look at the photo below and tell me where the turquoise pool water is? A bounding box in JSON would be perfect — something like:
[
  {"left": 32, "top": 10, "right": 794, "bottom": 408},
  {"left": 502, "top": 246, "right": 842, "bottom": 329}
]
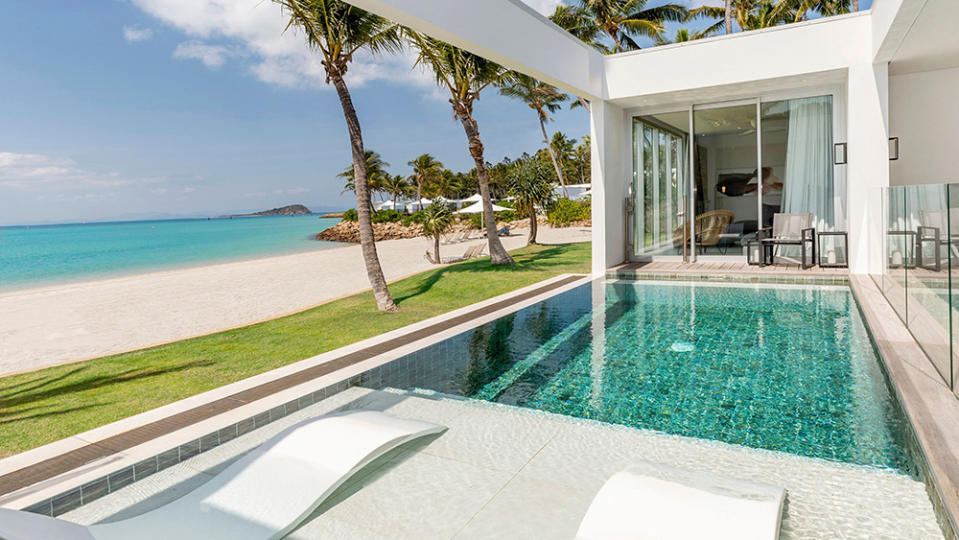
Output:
[
  {"left": 0, "top": 215, "right": 340, "bottom": 291},
  {"left": 370, "top": 280, "right": 915, "bottom": 473}
]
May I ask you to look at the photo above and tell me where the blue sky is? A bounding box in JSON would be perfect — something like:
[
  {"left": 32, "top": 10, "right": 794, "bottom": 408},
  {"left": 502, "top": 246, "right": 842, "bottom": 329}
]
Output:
[{"left": 0, "top": 0, "right": 870, "bottom": 225}]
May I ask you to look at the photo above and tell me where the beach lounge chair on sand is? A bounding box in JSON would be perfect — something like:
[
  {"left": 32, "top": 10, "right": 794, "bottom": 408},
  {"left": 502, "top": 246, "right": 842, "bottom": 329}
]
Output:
[
  {"left": 576, "top": 461, "right": 785, "bottom": 540},
  {"left": 0, "top": 411, "right": 446, "bottom": 540},
  {"left": 441, "top": 244, "right": 485, "bottom": 263}
]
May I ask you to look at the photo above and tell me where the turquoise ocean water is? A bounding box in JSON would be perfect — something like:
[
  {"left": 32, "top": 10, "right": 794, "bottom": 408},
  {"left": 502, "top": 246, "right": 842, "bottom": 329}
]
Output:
[{"left": 0, "top": 215, "right": 340, "bottom": 292}]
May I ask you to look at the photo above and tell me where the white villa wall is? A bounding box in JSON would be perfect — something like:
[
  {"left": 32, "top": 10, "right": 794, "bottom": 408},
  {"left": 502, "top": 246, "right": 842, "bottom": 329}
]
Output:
[
  {"left": 889, "top": 66, "right": 959, "bottom": 186},
  {"left": 591, "top": 101, "right": 627, "bottom": 274},
  {"left": 602, "top": 14, "right": 871, "bottom": 104}
]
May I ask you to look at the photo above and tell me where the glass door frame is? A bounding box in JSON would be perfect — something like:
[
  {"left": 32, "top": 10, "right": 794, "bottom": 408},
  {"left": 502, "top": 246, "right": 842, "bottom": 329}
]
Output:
[{"left": 625, "top": 84, "right": 846, "bottom": 263}]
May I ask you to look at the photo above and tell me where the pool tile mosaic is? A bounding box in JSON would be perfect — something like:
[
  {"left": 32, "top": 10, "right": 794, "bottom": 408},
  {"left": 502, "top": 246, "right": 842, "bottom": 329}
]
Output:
[{"left": 368, "top": 280, "right": 917, "bottom": 474}]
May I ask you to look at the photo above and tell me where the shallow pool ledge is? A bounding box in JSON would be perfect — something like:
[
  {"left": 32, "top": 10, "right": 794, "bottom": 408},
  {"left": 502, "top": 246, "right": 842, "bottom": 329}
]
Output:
[{"left": 851, "top": 275, "right": 959, "bottom": 537}]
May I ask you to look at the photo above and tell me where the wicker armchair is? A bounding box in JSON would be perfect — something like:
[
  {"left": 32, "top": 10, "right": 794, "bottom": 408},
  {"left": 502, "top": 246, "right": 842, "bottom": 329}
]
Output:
[{"left": 673, "top": 210, "right": 735, "bottom": 252}]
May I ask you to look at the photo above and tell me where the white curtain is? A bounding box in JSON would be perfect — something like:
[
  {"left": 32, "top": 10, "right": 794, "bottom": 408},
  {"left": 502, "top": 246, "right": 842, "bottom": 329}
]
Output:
[{"left": 782, "top": 96, "right": 834, "bottom": 231}]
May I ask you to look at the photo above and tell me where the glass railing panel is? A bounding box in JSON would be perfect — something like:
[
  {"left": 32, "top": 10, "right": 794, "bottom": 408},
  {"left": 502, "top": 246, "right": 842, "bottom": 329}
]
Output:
[
  {"left": 904, "top": 184, "right": 953, "bottom": 385},
  {"left": 882, "top": 186, "right": 910, "bottom": 323},
  {"left": 950, "top": 184, "right": 959, "bottom": 395}
]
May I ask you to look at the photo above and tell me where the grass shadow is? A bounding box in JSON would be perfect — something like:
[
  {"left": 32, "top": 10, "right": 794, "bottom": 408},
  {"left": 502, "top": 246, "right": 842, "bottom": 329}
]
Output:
[
  {"left": 393, "top": 244, "right": 584, "bottom": 305},
  {"left": 0, "top": 359, "right": 216, "bottom": 410}
]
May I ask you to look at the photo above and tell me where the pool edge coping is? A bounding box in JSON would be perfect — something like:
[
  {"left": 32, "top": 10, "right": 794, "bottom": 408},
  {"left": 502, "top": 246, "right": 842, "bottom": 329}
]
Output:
[
  {"left": 849, "top": 274, "right": 959, "bottom": 539},
  {"left": 0, "top": 272, "right": 593, "bottom": 513}
]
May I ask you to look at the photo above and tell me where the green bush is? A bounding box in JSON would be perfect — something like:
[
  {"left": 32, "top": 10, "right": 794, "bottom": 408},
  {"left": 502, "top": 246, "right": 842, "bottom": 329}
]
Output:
[
  {"left": 341, "top": 208, "right": 358, "bottom": 222},
  {"left": 547, "top": 198, "right": 590, "bottom": 227},
  {"left": 372, "top": 209, "right": 403, "bottom": 224},
  {"left": 402, "top": 210, "right": 426, "bottom": 227}
]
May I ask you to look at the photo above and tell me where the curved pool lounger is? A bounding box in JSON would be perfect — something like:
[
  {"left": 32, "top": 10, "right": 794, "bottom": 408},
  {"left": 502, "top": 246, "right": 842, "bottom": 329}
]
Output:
[
  {"left": 0, "top": 410, "right": 446, "bottom": 540},
  {"left": 575, "top": 461, "right": 786, "bottom": 540}
]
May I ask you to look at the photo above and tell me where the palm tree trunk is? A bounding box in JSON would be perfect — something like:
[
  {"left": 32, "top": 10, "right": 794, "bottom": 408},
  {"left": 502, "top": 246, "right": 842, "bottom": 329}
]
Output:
[
  {"left": 415, "top": 180, "right": 422, "bottom": 211},
  {"left": 454, "top": 103, "right": 514, "bottom": 265},
  {"left": 528, "top": 201, "right": 538, "bottom": 244},
  {"left": 577, "top": 97, "right": 591, "bottom": 113},
  {"left": 434, "top": 232, "right": 441, "bottom": 264},
  {"left": 330, "top": 73, "right": 398, "bottom": 312},
  {"left": 539, "top": 115, "right": 568, "bottom": 198},
  {"left": 725, "top": 0, "right": 732, "bottom": 34},
  {"left": 852, "top": 0, "right": 859, "bottom": 10}
]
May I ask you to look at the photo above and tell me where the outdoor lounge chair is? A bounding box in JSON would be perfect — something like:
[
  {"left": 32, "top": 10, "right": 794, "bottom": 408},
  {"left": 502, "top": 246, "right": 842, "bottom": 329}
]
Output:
[
  {"left": 441, "top": 244, "right": 485, "bottom": 263},
  {"left": 918, "top": 209, "right": 959, "bottom": 271},
  {"left": 575, "top": 462, "right": 785, "bottom": 540},
  {"left": 672, "top": 210, "right": 735, "bottom": 254},
  {"left": 759, "top": 213, "right": 815, "bottom": 268},
  {"left": 0, "top": 411, "right": 446, "bottom": 540}
]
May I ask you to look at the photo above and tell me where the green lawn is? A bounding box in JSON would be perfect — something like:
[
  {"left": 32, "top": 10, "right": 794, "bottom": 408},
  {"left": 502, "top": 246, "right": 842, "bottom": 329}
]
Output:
[{"left": 0, "top": 242, "right": 590, "bottom": 456}]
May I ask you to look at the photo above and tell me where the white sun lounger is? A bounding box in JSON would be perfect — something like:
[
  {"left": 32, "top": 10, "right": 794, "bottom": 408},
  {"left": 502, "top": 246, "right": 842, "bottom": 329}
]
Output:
[
  {"left": 0, "top": 410, "right": 445, "bottom": 540},
  {"left": 575, "top": 462, "right": 786, "bottom": 540}
]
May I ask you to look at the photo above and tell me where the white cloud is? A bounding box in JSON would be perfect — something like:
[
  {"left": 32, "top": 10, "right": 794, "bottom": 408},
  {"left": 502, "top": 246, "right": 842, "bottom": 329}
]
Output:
[
  {"left": 0, "top": 152, "right": 161, "bottom": 190},
  {"left": 129, "top": 0, "right": 435, "bottom": 91},
  {"left": 521, "top": 0, "right": 564, "bottom": 16},
  {"left": 173, "top": 41, "right": 235, "bottom": 68},
  {"left": 123, "top": 26, "right": 154, "bottom": 42}
]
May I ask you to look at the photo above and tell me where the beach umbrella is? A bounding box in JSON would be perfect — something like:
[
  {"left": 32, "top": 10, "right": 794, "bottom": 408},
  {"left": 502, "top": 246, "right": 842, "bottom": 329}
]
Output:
[
  {"left": 456, "top": 201, "right": 509, "bottom": 228},
  {"left": 409, "top": 198, "right": 432, "bottom": 211}
]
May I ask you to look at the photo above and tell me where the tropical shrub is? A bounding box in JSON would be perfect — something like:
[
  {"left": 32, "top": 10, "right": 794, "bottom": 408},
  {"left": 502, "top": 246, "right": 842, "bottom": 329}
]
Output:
[
  {"left": 372, "top": 209, "right": 403, "bottom": 224},
  {"left": 341, "top": 208, "right": 358, "bottom": 222},
  {"left": 547, "top": 198, "right": 590, "bottom": 226}
]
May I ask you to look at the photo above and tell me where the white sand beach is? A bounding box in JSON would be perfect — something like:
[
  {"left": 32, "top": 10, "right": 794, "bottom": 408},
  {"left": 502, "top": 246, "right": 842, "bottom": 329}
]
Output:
[{"left": 0, "top": 226, "right": 591, "bottom": 377}]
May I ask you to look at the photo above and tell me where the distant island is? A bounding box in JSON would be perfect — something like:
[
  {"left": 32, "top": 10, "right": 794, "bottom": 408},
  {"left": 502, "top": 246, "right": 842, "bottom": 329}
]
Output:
[{"left": 221, "top": 204, "right": 312, "bottom": 218}]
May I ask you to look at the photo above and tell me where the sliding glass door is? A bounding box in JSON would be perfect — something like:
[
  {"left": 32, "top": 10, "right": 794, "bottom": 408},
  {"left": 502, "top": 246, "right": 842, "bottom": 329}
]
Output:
[
  {"left": 631, "top": 112, "right": 690, "bottom": 258},
  {"left": 692, "top": 101, "right": 761, "bottom": 258},
  {"left": 630, "top": 93, "right": 836, "bottom": 263}
]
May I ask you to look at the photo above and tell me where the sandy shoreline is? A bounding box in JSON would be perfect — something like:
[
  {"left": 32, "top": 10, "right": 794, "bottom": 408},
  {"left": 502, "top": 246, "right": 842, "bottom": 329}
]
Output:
[{"left": 0, "top": 226, "right": 591, "bottom": 377}]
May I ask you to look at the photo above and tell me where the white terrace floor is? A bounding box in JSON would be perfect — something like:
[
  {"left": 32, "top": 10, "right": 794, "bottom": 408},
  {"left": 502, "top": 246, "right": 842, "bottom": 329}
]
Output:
[{"left": 63, "top": 387, "right": 943, "bottom": 539}]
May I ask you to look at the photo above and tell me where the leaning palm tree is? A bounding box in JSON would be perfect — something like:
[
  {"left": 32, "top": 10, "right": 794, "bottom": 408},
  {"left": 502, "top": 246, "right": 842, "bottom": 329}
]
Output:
[
  {"left": 499, "top": 72, "right": 570, "bottom": 197},
  {"left": 274, "top": 0, "right": 400, "bottom": 312},
  {"left": 550, "top": 0, "right": 688, "bottom": 53},
  {"left": 407, "top": 33, "right": 514, "bottom": 265},
  {"left": 507, "top": 158, "right": 554, "bottom": 244},
  {"left": 418, "top": 202, "right": 455, "bottom": 264},
  {"left": 407, "top": 154, "right": 444, "bottom": 210}
]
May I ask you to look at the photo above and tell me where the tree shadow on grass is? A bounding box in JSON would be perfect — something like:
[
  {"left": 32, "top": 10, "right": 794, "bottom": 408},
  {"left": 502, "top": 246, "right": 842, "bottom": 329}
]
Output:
[
  {"left": 393, "top": 245, "right": 583, "bottom": 305},
  {"left": 0, "top": 401, "right": 107, "bottom": 426},
  {"left": 0, "top": 365, "right": 90, "bottom": 401},
  {"left": 0, "top": 359, "right": 215, "bottom": 410}
]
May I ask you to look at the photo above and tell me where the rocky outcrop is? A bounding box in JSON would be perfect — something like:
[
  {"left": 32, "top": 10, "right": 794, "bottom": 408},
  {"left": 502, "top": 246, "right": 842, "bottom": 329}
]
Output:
[
  {"left": 316, "top": 216, "right": 588, "bottom": 243},
  {"left": 317, "top": 221, "right": 425, "bottom": 242}
]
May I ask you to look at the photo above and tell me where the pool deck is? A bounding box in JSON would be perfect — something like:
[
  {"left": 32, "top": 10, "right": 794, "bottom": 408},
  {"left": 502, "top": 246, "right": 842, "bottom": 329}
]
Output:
[
  {"left": 0, "top": 274, "right": 591, "bottom": 513},
  {"left": 610, "top": 261, "right": 849, "bottom": 283},
  {"left": 60, "top": 387, "right": 943, "bottom": 539},
  {"left": 851, "top": 275, "right": 959, "bottom": 538}
]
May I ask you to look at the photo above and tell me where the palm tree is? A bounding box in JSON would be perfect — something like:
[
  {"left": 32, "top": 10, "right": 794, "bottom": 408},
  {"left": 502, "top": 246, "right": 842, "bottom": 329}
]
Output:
[
  {"left": 507, "top": 158, "right": 554, "bottom": 244},
  {"left": 407, "top": 154, "right": 444, "bottom": 210},
  {"left": 551, "top": 132, "right": 577, "bottom": 190},
  {"left": 382, "top": 174, "right": 412, "bottom": 209},
  {"left": 573, "top": 136, "right": 591, "bottom": 184},
  {"left": 338, "top": 150, "right": 390, "bottom": 197},
  {"left": 419, "top": 202, "right": 455, "bottom": 264},
  {"left": 499, "top": 72, "right": 570, "bottom": 197},
  {"left": 549, "top": 0, "right": 688, "bottom": 54},
  {"left": 725, "top": 0, "right": 733, "bottom": 34},
  {"left": 407, "top": 33, "right": 514, "bottom": 265},
  {"left": 274, "top": 0, "right": 400, "bottom": 312}
]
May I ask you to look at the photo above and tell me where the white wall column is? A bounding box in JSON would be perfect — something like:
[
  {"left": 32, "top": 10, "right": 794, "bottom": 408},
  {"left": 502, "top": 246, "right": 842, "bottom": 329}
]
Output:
[
  {"left": 590, "top": 100, "right": 627, "bottom": 275},
  {"left": 846, "top": 62, "right": 890, "bottom": 275}
]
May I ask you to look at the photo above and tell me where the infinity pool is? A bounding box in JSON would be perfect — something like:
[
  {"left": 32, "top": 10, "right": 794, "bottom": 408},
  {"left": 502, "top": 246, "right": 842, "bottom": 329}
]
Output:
[{"left": 368, "top": 280, "right": 916, "bottom": 473}]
